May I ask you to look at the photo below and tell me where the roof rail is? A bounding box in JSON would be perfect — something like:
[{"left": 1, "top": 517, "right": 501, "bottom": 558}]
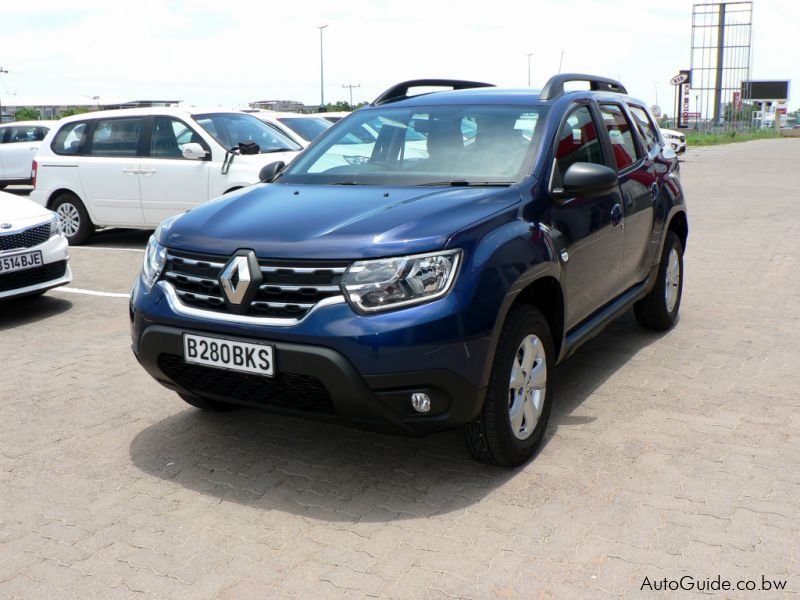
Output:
[
  {"left": 371, "top": 79, "right": 495, "bottom": 106},
  {"left": 539, "top": 73, "right": 627, "bottom": 101}
]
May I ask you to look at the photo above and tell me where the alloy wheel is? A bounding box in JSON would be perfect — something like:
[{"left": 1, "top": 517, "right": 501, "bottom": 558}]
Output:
[
  {"left": 508, "top": 334, "right": 547, "bottom": 440},
  {"left": 56, "top": 203, "right": 81, "bottom": 238}
]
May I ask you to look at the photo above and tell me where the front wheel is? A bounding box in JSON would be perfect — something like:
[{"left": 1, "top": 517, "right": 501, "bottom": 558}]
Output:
[
  {"left": 51, "top": 193, "right": 94, "bottom": 245},
  {"left": 463, "top": 305, "right": 554, "bottom": 467},
  {"left": 634, "top": 231, "right": 684, "bottom": 331}
]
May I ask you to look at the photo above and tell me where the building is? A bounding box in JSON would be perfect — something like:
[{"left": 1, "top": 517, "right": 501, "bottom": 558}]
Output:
[
  {"left": 0, "top": 96, "right": 181, "bottom": 123},
  {"left": 248, "top": 100, "right": 305, "bottom": 113}
]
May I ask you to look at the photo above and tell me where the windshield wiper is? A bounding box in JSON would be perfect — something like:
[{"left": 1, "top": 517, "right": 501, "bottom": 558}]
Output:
[
  {"left": 260, "top": 147, "right": 295, "bottom": 154},
  {"left": 327, "top": 181, "right": 360, "bottom": 185},
  {"left": 417, "top": 180, "right": 514, "bottom": 187}
]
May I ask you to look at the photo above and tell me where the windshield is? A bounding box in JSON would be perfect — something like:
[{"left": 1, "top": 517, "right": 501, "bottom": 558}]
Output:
[
  {"left": 277, "top": 117, "right": 331, "bottom": 142},
  {"left": 279, "top": 104, "right": 548, "bottom": 185},
  {"left": 193, "top": 113, "right": 301, "bottom": 153}
]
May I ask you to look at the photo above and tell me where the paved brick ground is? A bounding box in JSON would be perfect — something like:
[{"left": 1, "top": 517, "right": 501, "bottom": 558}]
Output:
[{"left": 1, "top": 139, "right": 799, "bottom": 599}]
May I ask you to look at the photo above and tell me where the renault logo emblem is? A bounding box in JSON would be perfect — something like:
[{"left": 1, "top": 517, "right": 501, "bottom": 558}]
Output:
[{"left": 220, "top": 255, "right": 254, "bottom": 305}]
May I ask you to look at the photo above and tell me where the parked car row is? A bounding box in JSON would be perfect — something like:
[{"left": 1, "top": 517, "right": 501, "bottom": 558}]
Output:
[{"left": 3, "top": 82, "right": 687, "bottom": 466}]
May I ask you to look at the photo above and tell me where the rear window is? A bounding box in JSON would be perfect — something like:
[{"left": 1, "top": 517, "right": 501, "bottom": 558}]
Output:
[
  {"left": 52, "top": 122, "right": 89, "bottom": 155},
  {"left": 2, "top": 125, "right": 48, "bottom": 144}
]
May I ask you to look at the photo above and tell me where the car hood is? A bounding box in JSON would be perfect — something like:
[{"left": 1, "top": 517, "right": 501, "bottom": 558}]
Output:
[
  {"left": 0, "top": 191, "right": 53, "bottom": 230},
  {"left": 159, "top": 183, "right": 521, "bottom": 258}
]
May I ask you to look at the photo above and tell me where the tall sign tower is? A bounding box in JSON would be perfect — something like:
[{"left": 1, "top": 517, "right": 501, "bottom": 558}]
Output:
[{"left": 690, "top": 2, "right": 753, "bottom": 131}]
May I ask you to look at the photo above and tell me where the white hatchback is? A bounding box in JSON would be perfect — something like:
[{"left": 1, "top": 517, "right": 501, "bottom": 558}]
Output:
[
  {"left": 0, "top": 121, "right": 52, "bottom": 187},
  {"left": 30, "top": 108, "right": 301, "bottom": 244},
  {"left": 0, "top": 190, "right": 71, "bottom": 300},
  {"left": 246, "top": 110, "right": 332, "bottom": 147}
]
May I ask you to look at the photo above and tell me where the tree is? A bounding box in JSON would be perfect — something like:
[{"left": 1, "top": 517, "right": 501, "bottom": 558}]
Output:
[
  {"left": 60, "top": 106, "right": 93, "bottom": 118},
  {"left": 14, "top": 107, "right": 41, "bottom": 121},
  {"left": 321, "top": 100, "right": 368, "bottom": 113}
]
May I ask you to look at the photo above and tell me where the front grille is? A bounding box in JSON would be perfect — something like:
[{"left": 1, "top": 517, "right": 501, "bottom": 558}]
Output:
[
  {"left": 163, "top": 249, "right": 349, "bottom": 319},
  {"left": 158, "top": 353, "right": 334, "bottom": 414},
  {"left": 0, "top": 260, "right": 67, "bottom": 293},
  {"left": 0, "top": 223, "right": 50, "bottom": 251}
]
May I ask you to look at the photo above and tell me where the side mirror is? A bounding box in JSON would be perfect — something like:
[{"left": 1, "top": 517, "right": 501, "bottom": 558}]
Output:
[
  {"left": 259, "top": 161, "right": 285, "bottom": 183},
  {"left": 181, "top": 143, "right": 208, "bottom": 160},
  {"left": 560, "top": 162, "right": 618, "bottom": 198}
]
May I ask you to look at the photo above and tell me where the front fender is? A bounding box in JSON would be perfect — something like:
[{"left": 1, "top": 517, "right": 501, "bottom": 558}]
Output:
[{"left": 451, "top": 218, "right": 562, "bottom": 389}]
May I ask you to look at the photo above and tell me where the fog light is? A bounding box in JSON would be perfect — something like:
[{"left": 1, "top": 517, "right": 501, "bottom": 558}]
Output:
[{"left": 411, "top": 392, "right": 431, "bottom": 413}]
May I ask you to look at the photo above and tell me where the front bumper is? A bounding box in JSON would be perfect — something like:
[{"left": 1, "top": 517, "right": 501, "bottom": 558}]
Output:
[
  {"left": 133, "top": 323, "right": 485, "bottom": 435},
  {"left": 0, "top": 235, "right": 72, "bottom": 300}
]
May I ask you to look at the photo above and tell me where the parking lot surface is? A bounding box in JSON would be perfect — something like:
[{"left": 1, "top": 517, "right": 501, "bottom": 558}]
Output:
[{"left": 2, "top": 139, "right": 799, "bottom": 599}]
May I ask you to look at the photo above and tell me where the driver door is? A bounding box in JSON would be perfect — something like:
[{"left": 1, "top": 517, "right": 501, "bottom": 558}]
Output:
[{"left": 546, "top": 104, "right": 624, "bottom": 328}]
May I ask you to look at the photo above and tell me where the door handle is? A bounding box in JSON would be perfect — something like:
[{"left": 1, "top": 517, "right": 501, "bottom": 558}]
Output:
[
  {"left": 139, "top": 169, "right": 156, "bottom": 175},
  {"left": 610, "top": 204, "right": 623, "bottom": 227},
  {"left": 122, "top": 168, "right": 139, "bottom": 175}
]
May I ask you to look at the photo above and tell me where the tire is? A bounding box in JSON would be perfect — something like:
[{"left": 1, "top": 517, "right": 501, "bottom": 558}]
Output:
[
  {"left": 464, "top": 305, "right": 554, "bottom": 467},
  {"left": 178, "top": 392, "right": 238, "bottom": 412},
  {"left": 634, "top": 231, "right": 684, "bottom": 331},
  {"left": 51, "top": 193, "right": 94, "bottom": 245}
]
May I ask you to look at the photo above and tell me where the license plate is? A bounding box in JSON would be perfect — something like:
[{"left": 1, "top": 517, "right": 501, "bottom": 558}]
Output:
[
  {"left": 183, "top": 333, "right": 274, "bottom": 377},
  {"left": 0, "top": 250, "right": 44, "bottom": 274}
]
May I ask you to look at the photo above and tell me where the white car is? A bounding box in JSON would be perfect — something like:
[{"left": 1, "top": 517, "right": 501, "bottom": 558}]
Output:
[
  {"left": 30, "top": 107, "right": 301, "bottom": 244},
  {"left": 0, "top": 190, "right": 71, "bottom": 300},
  {"left": 660, "top": 128, "right": 687, "bottom": 154},
  {"left": 246, "top": 111, "right": 332, "bottom": 147},
  {"left": 0, "top": 121, "right": 52, "bottom": 188}
]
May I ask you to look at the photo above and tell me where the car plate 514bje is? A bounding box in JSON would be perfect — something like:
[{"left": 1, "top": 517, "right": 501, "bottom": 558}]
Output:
[
  {"left": 0, "top": 250, "right": 43, "bottom": 274},
  {"left": 182, "top": 333, "right": 274, "bottom": 377}
]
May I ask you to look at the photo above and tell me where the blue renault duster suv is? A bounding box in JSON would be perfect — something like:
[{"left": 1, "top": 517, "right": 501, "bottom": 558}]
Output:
[{"left": 131, "top": 75, "right": 688, "bottom": 466}]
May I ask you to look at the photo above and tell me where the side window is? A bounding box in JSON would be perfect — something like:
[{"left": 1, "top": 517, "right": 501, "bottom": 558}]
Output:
[
  {"left": 52, "top": 122, "right": 88, "bottom": 155},
  {"left": 3, "top": 125, "right": 44, "bottom": 144},
  {"left": 150, "top": 117, "right": 204, "bottom": 158},
  {"left": 628, "top": 105, "right": 659, "bottom": 155},
  {"left": 599, "top": 104, "right": 640, "bottom": 171},
  {"left": 87, "top": 117, "right": 144, "bottom": 157},
  {"left": 554, "top": 105, "right": 604, "bottom": 179}
]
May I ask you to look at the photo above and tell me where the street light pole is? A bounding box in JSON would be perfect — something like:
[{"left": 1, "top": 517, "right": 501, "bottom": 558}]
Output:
[
  {"left": 342, "top": 83, "right": 360, "bottom": 108},
  {"left": 0, "top": 67, "right": 8, "bottom": 124},
  {"left": 526, "top": 53, "right": 533, "bottom": 87},
  {"left": 318, "top": 25, "right": 328, "bottom": 110}
]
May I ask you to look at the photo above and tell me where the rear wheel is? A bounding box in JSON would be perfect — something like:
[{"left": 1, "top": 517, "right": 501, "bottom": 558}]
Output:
[
  {"left": 51, "top": 193, "right": 94, "bottom": 245},
  {"left": 464, "top": 305, "right": 554, "bottom": 466},
  {"left": 634, "top": 231, "right": 684, "bottom": 331},
  {"left": 178, "top": 392, "right": 238, "bottom": 412}
]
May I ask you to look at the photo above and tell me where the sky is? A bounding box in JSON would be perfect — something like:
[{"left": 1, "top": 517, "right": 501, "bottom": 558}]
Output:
[{"left": 1, "top": 0, "right": 797, "bottom": 113}]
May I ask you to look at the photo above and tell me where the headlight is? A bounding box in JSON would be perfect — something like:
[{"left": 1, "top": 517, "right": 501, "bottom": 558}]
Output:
[
  {"left": 341, "top": 249, "right": 461, "bottom": 313},
  {"left": 141, "top": 235, "right": 167, "bottom": 291},
  {"left": 48, "top": 212, "right": 61, "bottom": 238}
]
